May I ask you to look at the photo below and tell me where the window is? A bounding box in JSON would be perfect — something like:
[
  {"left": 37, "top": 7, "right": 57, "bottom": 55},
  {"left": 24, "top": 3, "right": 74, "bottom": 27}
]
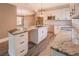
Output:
[{"left": 17, "top": 16, "right": 24, "bottom": 26}]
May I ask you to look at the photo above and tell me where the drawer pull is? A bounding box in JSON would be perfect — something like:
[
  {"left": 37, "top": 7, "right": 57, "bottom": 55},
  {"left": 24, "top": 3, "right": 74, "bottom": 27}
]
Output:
[
  {"left": 20, "top": 35, "right": 24, "bottom": 37},
  {"left": 42, "top": 31, "right": 43, "bottom": 33},
  {"left": 20, "top": 49, "right": 25, "bottom": 53},
  {"left": 20, "top": 41, "right": 24, "bottom": 44}
]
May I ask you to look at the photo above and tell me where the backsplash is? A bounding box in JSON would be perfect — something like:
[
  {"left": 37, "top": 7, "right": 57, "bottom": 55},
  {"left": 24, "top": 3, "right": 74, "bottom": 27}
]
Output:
[{"left": 54, "top": 20, "right": 72, "bottom": 26}]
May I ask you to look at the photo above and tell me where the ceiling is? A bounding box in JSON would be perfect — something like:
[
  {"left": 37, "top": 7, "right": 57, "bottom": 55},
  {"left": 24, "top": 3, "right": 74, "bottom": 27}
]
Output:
[
  {"left": 11, "top": 3, "right": 69, "bottom": 15},
  {"left": 12, "top": 3, "right": 69, "bottom": 11}
]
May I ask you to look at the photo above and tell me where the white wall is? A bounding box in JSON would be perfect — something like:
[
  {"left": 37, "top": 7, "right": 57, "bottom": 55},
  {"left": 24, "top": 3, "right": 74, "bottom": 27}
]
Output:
[
  {"left": 24, "top": 15, "right": 35, "bottom": 28},
  {"left": 36, "top": 8, "right": 71, "bottom": 20}
]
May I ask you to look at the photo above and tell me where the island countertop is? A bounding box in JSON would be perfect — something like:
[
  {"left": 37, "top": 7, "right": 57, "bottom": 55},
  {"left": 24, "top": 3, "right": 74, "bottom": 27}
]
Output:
[
  {"left": 51, "top": 31, "right": 79, "bottom": 56},
  {"left": 8, "top": 25, "right": 47, "bottom": 35}
]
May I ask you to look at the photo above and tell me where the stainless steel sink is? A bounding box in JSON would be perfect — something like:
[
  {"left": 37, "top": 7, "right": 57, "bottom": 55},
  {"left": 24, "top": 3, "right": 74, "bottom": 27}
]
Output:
[{"left": 36, "top": 25, "right": 44, "bottom": 28}]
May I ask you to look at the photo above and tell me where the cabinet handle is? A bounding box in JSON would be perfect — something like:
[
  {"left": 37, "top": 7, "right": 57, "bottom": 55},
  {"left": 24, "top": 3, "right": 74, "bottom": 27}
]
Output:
[
  {"left": 20, "top": 35, "right": 24, "bottom": 37},
  {"left": 20, "top": 49, "right": 25, "bottom": 53},
  {"left": 42, "top": 31, "right": 43, "bottom": 33},
  {"left": 20, "top": 41, "right": 24, "bottom": 44}
]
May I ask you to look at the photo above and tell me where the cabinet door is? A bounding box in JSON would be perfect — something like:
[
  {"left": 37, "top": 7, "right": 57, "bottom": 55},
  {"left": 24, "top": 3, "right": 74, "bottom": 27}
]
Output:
[
  {"left": 70, "top": 4, "right": 79, "bottom": 18},
  {"left": 30, "top": 30, "right": 38, "bottom": 44},
  {"left": 38, "top": 27, "right": 48, "bottom": 43},
  {"left": 38, "top": 28, "right": 43, "bottom": 43},
  {"left": 42, "top": 27, "right": 48, "bottom": 40},
  {"left": 72, "top": 19, "right": 79, "bottom": 27},
  {"left": 74, "top": 4, "right": 79, "bottom": 15},
  {"left": 54, "top": 26, "right": 61, "bottom": 35}
]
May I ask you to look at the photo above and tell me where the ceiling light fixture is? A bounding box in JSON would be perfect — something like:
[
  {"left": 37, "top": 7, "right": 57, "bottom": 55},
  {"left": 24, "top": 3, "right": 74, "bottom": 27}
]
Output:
[{"left": 39, "top": 2, "right": 44, "bottom": 17}]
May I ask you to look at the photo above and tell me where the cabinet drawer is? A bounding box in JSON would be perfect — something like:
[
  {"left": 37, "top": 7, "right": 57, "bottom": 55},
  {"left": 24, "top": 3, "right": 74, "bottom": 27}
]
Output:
[
  {"left": 15, "top": 33, "right": 28, "bottom": 47},
  {"left": 15, "top": 43, "right": 28, "bottom": 56},
  {"left": 15, "top": 36, "right": 28, "bottom": 47},
  {"left": 15, "top": 39, "right": 28, "bottom": 48}
]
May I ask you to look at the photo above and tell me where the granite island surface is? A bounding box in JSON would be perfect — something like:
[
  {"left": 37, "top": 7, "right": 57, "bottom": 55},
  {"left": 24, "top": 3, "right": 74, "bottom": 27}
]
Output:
[{"left": 51, "top": 31, "right": 79, "bottom": 56}]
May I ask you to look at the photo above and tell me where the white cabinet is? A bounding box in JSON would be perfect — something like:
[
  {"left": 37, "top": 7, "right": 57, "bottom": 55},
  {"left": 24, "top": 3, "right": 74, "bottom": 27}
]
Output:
[
  {"left": 30, "top": 26, "right": 48, "bottom": 44},
  {"left": 72, "top": 19, "right": 79, "bottom": 27},
  {"left": 54, "top": 25, "right": 61, "bottom": 35},
  {"left": 8, "top": 29, "right": 28, "bottom": 56},
  {"left": 70, "top": 4, "right": 79, "bottom": 18},
  {"left": 72, "top": 19, "right": 79, "bottom": 44}
]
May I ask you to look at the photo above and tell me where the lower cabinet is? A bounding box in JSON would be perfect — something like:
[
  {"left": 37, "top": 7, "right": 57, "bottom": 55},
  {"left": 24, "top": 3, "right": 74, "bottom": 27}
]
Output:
[
  {"left": 54, "top": 25, "right": 61, "bottom": 35},
  {"left": 30, "top": 26, "right": 48, "bottom": 44},
  {"left": 8, "top": 31, "right": 28, "bottom": 56}
]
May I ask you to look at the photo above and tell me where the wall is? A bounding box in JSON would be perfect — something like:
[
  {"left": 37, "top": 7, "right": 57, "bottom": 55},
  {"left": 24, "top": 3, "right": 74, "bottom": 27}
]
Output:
[
  {"left": 0, "top": 40, "right": 8, "bottom": 55},
  {"left": 0, "top": 3, "right": 16, "bottom": 39},
  {"left": 24, "top": 15, "right": 35, "bottom": 28},
  {"left": 24, "top": 15, "right": 35, "bottom": 42},
  {"left": 36, "top": 8, "right": 70, "bottom": 20}
]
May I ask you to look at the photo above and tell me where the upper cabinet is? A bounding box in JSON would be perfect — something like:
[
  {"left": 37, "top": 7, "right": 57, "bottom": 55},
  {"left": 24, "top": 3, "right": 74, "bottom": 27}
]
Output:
[{"left": 70, "top": 3, "right": 79, "bottom": 19}]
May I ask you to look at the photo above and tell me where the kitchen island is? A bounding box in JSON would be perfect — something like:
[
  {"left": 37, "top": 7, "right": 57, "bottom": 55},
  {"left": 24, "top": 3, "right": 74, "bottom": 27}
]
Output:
[{"left": 51, "top": 31, "right": 79, "bottom": 56}]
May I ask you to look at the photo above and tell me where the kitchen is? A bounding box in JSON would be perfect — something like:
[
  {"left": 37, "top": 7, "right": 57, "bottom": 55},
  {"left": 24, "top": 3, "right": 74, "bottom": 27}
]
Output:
[{"left": 0, "top": 3, "right": 79, "bottom": 56}]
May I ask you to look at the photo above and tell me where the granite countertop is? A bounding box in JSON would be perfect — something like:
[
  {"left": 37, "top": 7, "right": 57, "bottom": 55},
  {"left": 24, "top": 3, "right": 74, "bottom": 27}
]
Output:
[
  {"left": 8, "top": 27, "right": 27, "bottom": 35},
  {"left": 9, "top": 25, "right": 48, "bottom": 35},
  {"left": 51, "top": 31, "right": 79, "bottom": 56},
  {"left": 8, "top": 26, "right": 37, "bottom": 35}
]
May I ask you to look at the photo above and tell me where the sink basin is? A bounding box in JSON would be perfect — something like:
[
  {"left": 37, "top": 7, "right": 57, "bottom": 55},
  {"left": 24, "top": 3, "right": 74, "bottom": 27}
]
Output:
[{"left": 36, "top": 25, "right": 44, "bottom": 28}]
